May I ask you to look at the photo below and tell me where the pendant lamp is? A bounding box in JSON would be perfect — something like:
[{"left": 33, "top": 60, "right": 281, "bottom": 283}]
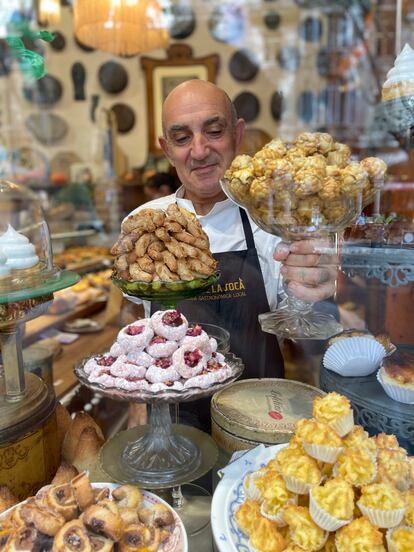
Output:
[
  {"left": 73, "top": 0, "right": 169, "bottom": 56},
  {"left": 39, "top": 0, "right": 61, "bottom": 25}
]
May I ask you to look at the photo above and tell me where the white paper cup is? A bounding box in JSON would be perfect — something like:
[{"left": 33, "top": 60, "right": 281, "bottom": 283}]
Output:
[
  {"left": 332, "top": 461, "right": 377, "bottom": 487},
  {"left": 386, "top": 525, "right": 414, "bottom": 552},
  {"left": 323, "top": 337, "right": 386, "bottom": 377},
  {"left": 377, "top": 367, "right": 414, "bottom": 404},
  {"left": 260, "top": 496, "right": 297, "bottom": 526},
  {"left": 289, "top": 527, "right": 328, "bottom": 552},
  {"left": 309, "top": 490, "right": 352, "bottom": 531},
  {"left": 282, "top": 473, "right": 319, "bottom": 495},
  {"left": 303, "top": 442, "right": 344, "bottom": 464},
  {"left": 243, "top": 470, "right": 265, "bottom": 502},
  {"left": 329, "top": 410, "right": 354, "bottom": 437},
  {"left": 357, "top": 501, "right": 406, "bottom": 528}
]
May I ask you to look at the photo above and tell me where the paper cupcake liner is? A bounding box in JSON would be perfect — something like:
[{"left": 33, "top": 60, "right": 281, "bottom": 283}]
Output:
[
  {"left": 290, "top": 527, "right": 328, "bottom": 552},
  {"left": 242, "top": 470, "right": 265, "bottom": 502},
  {"left": 323, "top": 337, "right": 385, "bottom": 377},
  {"left": 260, "top": 497, "right": 298, "bottom": 526},
  {"left": 329, "top": 410, "right": 354, "bottom": 437},
  {"left": 282, "top": 473, "right": 318, "bottom": 495},
  {"left": 309, "top": 490, "right": 352, "bottom": 531},
  {"left": 357, "top": 502, "right": 406, "bottom": 528},
  {"left": 377, "top": 368, "right": 414, "bottom": 404},
  {"left": 386, "top": 525, "right": 414, "bottom": 552},
  {"left": 303, "top": 442, "right": 343, "bottom": 464}
]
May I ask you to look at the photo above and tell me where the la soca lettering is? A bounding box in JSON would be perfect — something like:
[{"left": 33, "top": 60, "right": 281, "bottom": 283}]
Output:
[{"left": 210, "top": 278, "right": 245, "bottom": 294}]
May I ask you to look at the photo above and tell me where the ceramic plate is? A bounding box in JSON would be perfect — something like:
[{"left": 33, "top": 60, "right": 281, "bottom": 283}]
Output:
[
  {"left": 211, "top": 443, "right": 286, "bottom": 551},
  {"left": 1, "top": 482, "right": 188, "bottom": 552}
]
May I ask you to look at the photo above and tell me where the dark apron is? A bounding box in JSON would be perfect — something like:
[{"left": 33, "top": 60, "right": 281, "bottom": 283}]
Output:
[{"left": 151, "top": 207, "right": 284, "bottom": 430}]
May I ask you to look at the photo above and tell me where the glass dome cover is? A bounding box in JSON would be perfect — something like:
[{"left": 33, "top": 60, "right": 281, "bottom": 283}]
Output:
[{"left": 0, "top": 179, "right": 60, "bottom": 296}]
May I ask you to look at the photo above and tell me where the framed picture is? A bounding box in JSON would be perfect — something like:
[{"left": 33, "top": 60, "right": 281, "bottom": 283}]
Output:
[{"left": 141, "top": 44, "right": 219, "bottom": 155}]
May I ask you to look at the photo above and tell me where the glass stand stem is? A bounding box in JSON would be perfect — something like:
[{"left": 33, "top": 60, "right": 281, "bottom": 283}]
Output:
[
  {"left": 0, "top": 325, "right": 25, "bottom": 401},
  {"left": 121, "top": 402, "right": 201, "bottom": 485},
  {"left": 172, "top": 486, "right": 185, "bottom": 509}
]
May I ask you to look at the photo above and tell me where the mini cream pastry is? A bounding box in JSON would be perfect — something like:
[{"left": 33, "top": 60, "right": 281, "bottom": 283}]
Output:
[
  {"left": 283, "top": 505, "right": 327, "bottom": 551},
  {"left": 382, "top": 351, "right": 414, "bottom": 389},
  {"left": 296, "top": 419, "right": 343, "bottom": 463},
  {"left": 377, "top": 448, "right": 411, "bottom": 491},
  {"left": 343, "top": 425, "right": 377, "bottom": 457},
  {"left": 248, "top": 517, "right": 286, "bottom": 552},
  {"left": 313, "top": 392, "right": 354, "bottom": 436},
  {"left": 336, "top": 517, "right": 386, "bottom": 552},
  {"left": 259, "top": 473, "right": 296, "bottom": 523},
  {"left": 279, "top": 452, "right": 321, "bottom": 494},
  {"left": 358, "top": 483, "right": 406, "bottom": 528},
  {"left": 375, "top": 432, "right": 402, "bottom": 450},
  {"left": 235, "top": 500, "right": 262, "bottom": 535},
  {"left": 387, "top": 526, "right": 414, "bottom": 552},
  {"left": 403, "top": 490, "right": 414, "bottom": 526},
  {"left": 311, "top": 478, "right": 354, "bottom": 521},
  {"left": 334, "top": 448, "right": 377, "bottom": 487}
]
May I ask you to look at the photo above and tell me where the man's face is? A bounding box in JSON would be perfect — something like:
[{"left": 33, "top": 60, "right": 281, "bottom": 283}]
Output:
[{"left": 159, "top": 85, "right": 244, "bottom": 200}]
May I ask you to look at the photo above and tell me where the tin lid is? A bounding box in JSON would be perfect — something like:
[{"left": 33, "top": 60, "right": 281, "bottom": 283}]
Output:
[
  {"left": 211, "top": 378, "right": 325, "bottom": 444},
  {"left": 22, "top": 345, "right": 54, "bottom": 368},
  {"left": 0, "top": 373, "right": 56, "bottom": 442}
]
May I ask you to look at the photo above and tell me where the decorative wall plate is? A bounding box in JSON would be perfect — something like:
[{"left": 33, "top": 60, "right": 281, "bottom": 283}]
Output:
[
  {"left": 49, "top": 31, "right": 66, "bottom": 51},
  {"left": 74, "top": 35, "right": 95, "bottom": 52},
  {"left": 270, "top": 91, "right": 285, "bottom": 121},
  {"left": 110, "top": 103, "right": 136, "bottom": 133},
  {"left": 168, "top": 4, "right": 196, "bottom": 40},
  {"left": 299, "top": 16, "right": 323, "bottom": 42},
  {"left": 25, "top": 113, "right": 68, "bottom": 145},
  {"left": 264, "top": 11, "right": 281, "bottom": 30},
  {"left": 297, "top": 90, "right": 317, "bottom": 123},
  {"left": 233, "top": 92, "right": 260, "bottom": 123},
  {"left": 229, "top": 49, "right": 259, "bottom": 82},
  {"left": 208, "top": 4, "right": 245, "bottom": 44},
  {"left": 22, "top": 75, "right": 63, "bottom": 105},
  {"left": 71, "top": 62, "right": 86, "bottom": 101},
  {"left": 98, "top": 61, "right": 128, "bottom": 94},
  {"left": 277, "top": 46, "right": 301, "bottom": 71}
]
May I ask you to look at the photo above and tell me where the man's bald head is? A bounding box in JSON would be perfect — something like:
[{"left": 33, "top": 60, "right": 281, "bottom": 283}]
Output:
[{"left": 162, "top": 79, "right": 238, "bottom": 135}]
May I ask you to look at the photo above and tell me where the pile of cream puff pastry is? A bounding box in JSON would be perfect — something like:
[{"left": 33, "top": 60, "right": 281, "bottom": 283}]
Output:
[
  {"left": 0, "top": 472, "right": 177, "bottom": 551},
  {"left": 111, "top": 204, "right": 217, "bottom": 282}
]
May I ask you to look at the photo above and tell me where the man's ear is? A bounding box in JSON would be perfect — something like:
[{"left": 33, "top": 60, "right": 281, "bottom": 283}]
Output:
[
  {"left": 159, "top": 136, "right": 174, "bottom": 167},
  {"left": 234, "top": 118, "right": 246, "bottom": 152}
]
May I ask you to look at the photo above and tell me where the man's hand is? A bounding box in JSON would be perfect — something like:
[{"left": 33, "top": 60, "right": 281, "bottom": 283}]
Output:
[{"left": 273, "top": 240, "right": 338, "bottom": 302}]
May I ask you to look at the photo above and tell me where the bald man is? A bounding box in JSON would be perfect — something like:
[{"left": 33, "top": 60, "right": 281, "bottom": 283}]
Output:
[{"left": 126, "top": 80, "right": 335, "bottom": 429}]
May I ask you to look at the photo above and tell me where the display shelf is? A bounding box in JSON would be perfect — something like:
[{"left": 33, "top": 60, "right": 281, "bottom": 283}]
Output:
[{"left": 341, "top": 245, "right": 414, "bottom": 288}]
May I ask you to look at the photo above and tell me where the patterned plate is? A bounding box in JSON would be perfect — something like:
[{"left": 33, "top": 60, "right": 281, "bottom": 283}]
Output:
[{"left": 211, "top": 444, "right": 285, "bottom": 551}]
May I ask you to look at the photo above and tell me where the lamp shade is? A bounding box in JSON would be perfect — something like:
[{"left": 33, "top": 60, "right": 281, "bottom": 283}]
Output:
[
  {"left": 39, "top": 0, "right": 61, "bottom": 26},
  {"left": 74, "top": 0, "right": 169, "bottom": 56}
]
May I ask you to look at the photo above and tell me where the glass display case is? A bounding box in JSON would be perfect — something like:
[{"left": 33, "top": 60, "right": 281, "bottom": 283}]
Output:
[{"left": 0, "top": 1, "right": 413, "bottom": 550}]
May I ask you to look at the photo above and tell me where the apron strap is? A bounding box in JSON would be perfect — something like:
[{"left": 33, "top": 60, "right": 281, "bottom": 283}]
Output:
[{"left": 239, "top": 208, "right": 255, "bottom": 249}]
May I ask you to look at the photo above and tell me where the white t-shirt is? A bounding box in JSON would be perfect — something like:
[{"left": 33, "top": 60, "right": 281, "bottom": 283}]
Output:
[{"left": 126, "top": 187, "right": 281, "bottom": 314}]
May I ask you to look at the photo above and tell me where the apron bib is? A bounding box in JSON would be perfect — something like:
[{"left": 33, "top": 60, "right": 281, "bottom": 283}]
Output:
[{"left": 150, "top": 207, "right": 284, "bottom": 429}]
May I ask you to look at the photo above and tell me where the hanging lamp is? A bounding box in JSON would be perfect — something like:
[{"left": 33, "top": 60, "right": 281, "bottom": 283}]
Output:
[
  {"left": 38, "top": 0, "right": 61, "bottom": 26},
  {"left": 73, "top": 0, "right": 169, "bottom": 56}
]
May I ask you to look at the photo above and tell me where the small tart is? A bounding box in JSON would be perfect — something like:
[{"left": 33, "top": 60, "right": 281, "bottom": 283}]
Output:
[
  {"left": 377, "top": 448, "right": 411, "bottom": 491},
  {"left": 343, "top": 426, "right": 377, "bottom": 457},
  {"left": 248, "top": 517, "right": 286, "bottom": 552},
  {"left": 312, "top": 478, "right": 354, "bottom": 521},
  {"left": 336, "top": 517, "right": 386, "bottom": 552},
  {"left": 283, "top": 505, "right": 327, "bottom": 552},
  {"left": 387, "top": 525, "right": 414, "bottom": 552},
  {"left": 359, "top": 483, "right": 405, "bottom": 511},
  {"left": 296, "top": 419, "right": 342, "bottom": 448},
  {"left": 383, "top": 351, "right": 414, "bottom": 388},
  {"left": 235, "top": 500, "right": 262, "bottom": 536},
  {"left": 334, "top": 448, "right": 377, "bottom": 487},
  {"left": 313, "top": 393, "right": 353, "bottom": 436}
]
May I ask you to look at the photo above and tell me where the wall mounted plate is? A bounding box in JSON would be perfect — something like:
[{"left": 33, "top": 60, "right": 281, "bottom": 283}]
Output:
[
  {"left": 71, "top": 62, "right": 86, "bottom": 101},
  {"left": 264, "top": 11, "right": 281, "bottom": 30},
  {"left": 98, "top": 61, "right": 128, "bottom": 94},
  {"left": 49, "top": 31, "right": 66, "bottom": 51},
  {"left": 110, "top": 103, "right": 136, "bottom": 133},
  {"left": 299, "top": 16, "right": 323, "bottom": 42},
  {"left": 168, "top": 5, "right": 196, "bottom": 40},
  {"left": 23, "top": 75, "right": 63, "bottom": 105},
  {"left": 208, "top": 4, "right": 245, "bottom": 44},
  {"left": 74, "top": 35, "right": 95, "bottom": 52},
  {"left": 25, "top": 113, "right": 68, "bottom": 145},
  {"left": 270, "top": 91, "right": 285, "bottom": 121},
  {"left": 229, "top": 49, "right": 259, "bottom": 82},
  {"left": 233, "top": 92, "right": 260, "bottom": 123}
]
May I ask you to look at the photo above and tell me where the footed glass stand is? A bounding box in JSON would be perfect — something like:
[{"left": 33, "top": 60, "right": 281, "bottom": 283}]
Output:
[{"left": 121, "top": 402, "right": 201, "bottom": 484}]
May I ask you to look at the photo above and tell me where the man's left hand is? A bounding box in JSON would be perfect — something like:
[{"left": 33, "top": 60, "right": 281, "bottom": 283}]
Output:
[{"left": 273, "top": 240, "right": 338, "bottom": 302}]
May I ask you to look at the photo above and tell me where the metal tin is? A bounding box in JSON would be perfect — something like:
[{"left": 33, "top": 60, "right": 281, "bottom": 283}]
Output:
[
  {"left": 22, "top": 345, "right": 54, "bottom": 386},
  {"left": 0, "top": 373, "right": 59, "bottom": 499},
  {"left": 211, "top": 378, "right": 325, "bottom": 452}
]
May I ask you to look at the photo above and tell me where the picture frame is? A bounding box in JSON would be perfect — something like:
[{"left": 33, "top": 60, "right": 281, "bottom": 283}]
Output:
[{"left": 141, "top": 44, "right": 219, "bottom": 156}]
